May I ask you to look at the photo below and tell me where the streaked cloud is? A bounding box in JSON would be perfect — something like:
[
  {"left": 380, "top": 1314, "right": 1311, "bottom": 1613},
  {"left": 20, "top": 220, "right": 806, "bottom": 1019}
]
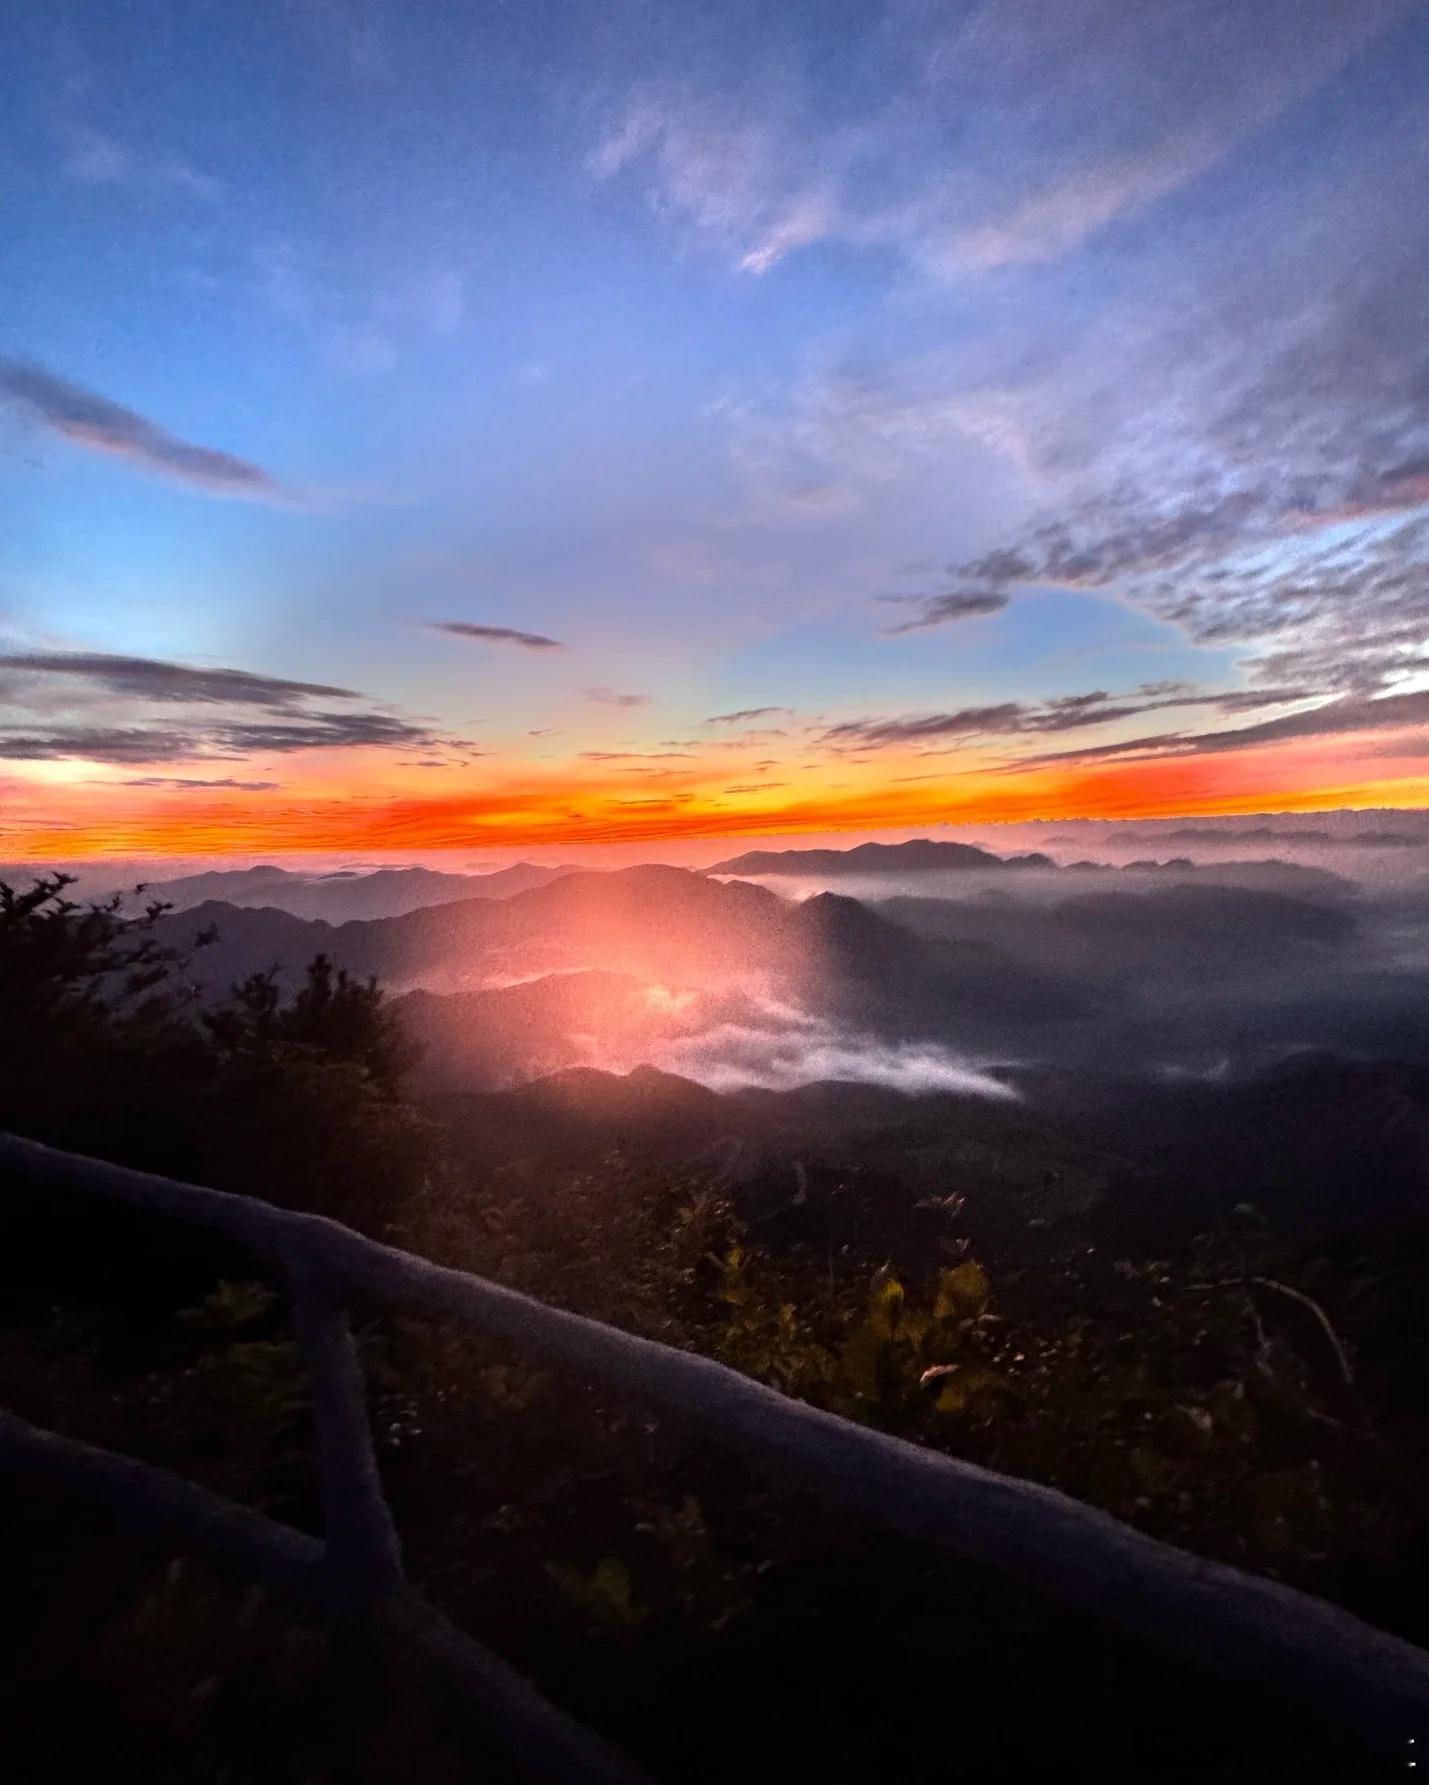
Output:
[
  {"left": 578, "top": 749, "right": 693, "bottom": 762},
  {"left": 0, "top": 362, "right": 285, "bottom": 499},
  {"left": 583, "top": 686, "right": 650, "bottom": 707},
  {"left": 590, "top": 1, "right": 1409, "bottom": 276},
  {"left": 1014, "top": 688, "right": 1429, "bottom": 770},
  {"left": 0, "top": 651, "right": 354, "bottom": 707},
  {"left": 427, "top": 621, "right": 565, "bottom": 650},
  {"left": 703, "top": 706, "right": 794, "bottom": 725},
  {"left": 119, "top": 776, "right": 283, "bottom": 791},
  {"left": 879, "top": 591, "right": 1010, "bottom": 634},
  {"left": 825, "top": 684, "right": 1309, "bottom": 750},
  {"left": 0, "top": 650, "right": 432, "bottom": 764}
]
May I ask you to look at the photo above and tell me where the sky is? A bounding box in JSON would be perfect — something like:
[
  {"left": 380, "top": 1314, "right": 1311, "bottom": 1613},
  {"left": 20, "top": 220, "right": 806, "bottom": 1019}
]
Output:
[{"left": 4, "top": 0, "right": 1429, "bottom": 861}]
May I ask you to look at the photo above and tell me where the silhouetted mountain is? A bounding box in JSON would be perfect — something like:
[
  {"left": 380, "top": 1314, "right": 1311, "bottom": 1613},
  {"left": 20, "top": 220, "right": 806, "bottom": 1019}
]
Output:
[
  {"left": 153, "top": 867, "right": 1093, "bottom": 1090},
  {"left": 118, "top": 860, "right": 576, "bottom": 921},
  {"left": 783, "top": 890, "right": 1089, "bottom": 1029},
  {"left": 140, "top": 852, "right": 1429, "bottom": 1101},
  {"left": 436, "top": 1046, "right": 1429, "bottom": 1261},
  {"left": 707, "top": 839, "right": 1053, "bottom": 876},
  {"left": 707, "top": 838, "right": 1350, "bottom": 901},
  {"left": 436, "top": 1061, "right": 1124, "bottom": 1254},
  {"left": 1110, "top": 826, "right": 1423, "bottom": 850},
  {"left": 509, "top": 1062, "right": 725, "bottom": 1125},
  {"left": 882, "top": 882, "right": 1356, "bottom": 986},
  {"left": 155, "top": 865, "right": 793, "bottom": 994}
]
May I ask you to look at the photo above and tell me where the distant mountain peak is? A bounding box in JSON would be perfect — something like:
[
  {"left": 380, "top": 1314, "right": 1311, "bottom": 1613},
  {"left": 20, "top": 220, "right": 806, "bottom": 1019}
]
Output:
[{"left": 708, "top": 839, "right": 1052, "bottom": 877}]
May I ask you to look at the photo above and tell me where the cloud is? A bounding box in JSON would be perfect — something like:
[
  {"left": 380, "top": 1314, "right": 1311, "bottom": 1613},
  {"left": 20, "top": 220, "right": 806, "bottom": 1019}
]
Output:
[
  {"left": 938, "top": 2, "right": 1403, "bottom": 274},
  {"left": 118, "top": 776, "right": 283, "bottom": 791},
  {"left": 841, "top": 55, "right": 1429, "bottom": 719},
  {"left": 0, "top": 729, "right": 233, "bottom": 765},
  {"left": 590, "top": 2, "right": 1409, "bottom": 276},
  {"left": 1013, "top": 687, "right": 1429, "bottom": 770},
  {"left": 0, "top": 712, "right": 430, "bottom": 765},
  {"left": 61, "top": 125, "right": 131, "bottom": 183},
  {"left": 250, "top": 240, "right": 468, "bottom": 376},
  {"left": 588, "top": 5, "right": 1429, "bottom": 751},
  {"left": 825, "top": 684, "right": 1309, "bottom": 750},
  {"left": 578, "top": 749, "right": 694, "bottom": 761},
  {"left": 703, "top": 706, "right": 794, "bottom": 725},
  {"left": 426, "top": 621, "right": 565, "bottom": 650},
  {"left": 60, "top": 125, "right": 222, "bottom": 200},
  {"left": 583, "top": 686, "right": 650, "bottom": 707},
  {"left": 653, "top": 1009, "right": 1016, "bottom": 1099},
  {"left": 45, "top": 29, "right": 224, "bottom": 202},
  {"left": 589, "top": 87, "right": 840, "bottom": 277},
  {"left": 825, "top": 703, "right": 1026, "bottom": 748},
  {"left": 880, "top": 590, "right": 1010, "bottom": 633},
  {"left": 0, "top": 652, "right": 355, "bottom": 707},
  {"left": 0, "top": 649, "right": 433, "bottom": 764},
  {"left": 206, "top": 713, "right": 434, "bottom": 752},
  {"left": 0, "top": 362, "right": 285, "bottom": 499}
]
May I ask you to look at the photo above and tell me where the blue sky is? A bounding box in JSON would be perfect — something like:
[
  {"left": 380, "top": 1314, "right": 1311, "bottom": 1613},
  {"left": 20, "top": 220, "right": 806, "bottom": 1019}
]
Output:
[{"left": 4, "top": 0, "right": 1429, "bottom": 857}]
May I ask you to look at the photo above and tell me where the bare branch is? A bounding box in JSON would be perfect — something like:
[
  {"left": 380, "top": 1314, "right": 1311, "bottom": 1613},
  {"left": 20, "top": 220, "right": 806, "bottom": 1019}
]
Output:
[{"left": 1190, "top": 1276, "right": 1356, "bottom": 1388}]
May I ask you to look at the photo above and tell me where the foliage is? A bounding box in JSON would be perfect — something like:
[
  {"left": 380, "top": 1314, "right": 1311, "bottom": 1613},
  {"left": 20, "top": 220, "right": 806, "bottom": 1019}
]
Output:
[
  {"left": 0, "top": 876, "right": 435, "bottom": 1234},
  {"left": 2, "top": 874, "right": 1428, "bottom": 1778}
]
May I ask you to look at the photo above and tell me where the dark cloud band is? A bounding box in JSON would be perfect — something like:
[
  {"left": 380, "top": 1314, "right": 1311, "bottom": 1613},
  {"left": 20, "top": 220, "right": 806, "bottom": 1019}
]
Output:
[
  {"left": 0, "top": 361, "right": 285, "bottom": 499},
  {"left": 427, "top": 622, "right": 565, "bottom": 650}
]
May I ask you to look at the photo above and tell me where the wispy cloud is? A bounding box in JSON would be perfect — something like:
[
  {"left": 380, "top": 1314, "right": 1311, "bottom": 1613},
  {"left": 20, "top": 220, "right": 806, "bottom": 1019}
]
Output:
[
  {"left": 589, "top": 86, "right": 840, "bottom": 276},
  {"left": 427, "top": 621, "right": 565, "bottom": 650},
  {"left": 583, "top": 685, "right": 650, "bottom": 707},
  {"left": 825, "top": 684, "right": 1309, "bottom": 751},
  {"left": 0, "top": 652, "right": 353, "bottom": 707},
  {"left": 703, "top": 706, "right": 794, "bottom": 725},
  {"left": 793, "top": 37, "right": 1429, "bottom": 727},
  {"left": 578, "top": 749, "right": 693, "bottom": 762},
  {"left": 1012, "top": 687, "right": 1429, "bottom": 770},
  {"left": 0, "top": 713, "right": 430, "bottom": 766},
  {"left": 119, "top": 776, "right": 283, "bottom": 791},
  {"left": 251, "top": 242, "right": 467, "bottom": 375},
  {"left": 60, "top": 124, "right": 222, "bottom": 200},
  {"left": 589, "top": 1, "right": 1409, "bottom": 277},
  {"left": 879, "top": 591, "right": 1009, "bottom": 633},
  {"left": 46, "top": 29, "right": 224, "bottom": 202},
  {"left": 0, "top": 650, "right": 432, "bottom": 764},
  {"left": 0, "top": 362, "right": 286, "bottom": 500}
]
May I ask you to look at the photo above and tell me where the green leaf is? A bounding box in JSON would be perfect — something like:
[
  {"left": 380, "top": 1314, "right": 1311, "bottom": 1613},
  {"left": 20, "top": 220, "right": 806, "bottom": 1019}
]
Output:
[
  {"left": 866, "top": 1273, "right": 906, "bottom": 1341},
  {"left": 933, "top": 1365, "right": 1008, "bottom": 1414},
  {"left": 547, "top": 1557, "right": 646, "bottom": 1627},
  {"left": 935, "top": 1260, "right": 989, "bottom": 1321}
]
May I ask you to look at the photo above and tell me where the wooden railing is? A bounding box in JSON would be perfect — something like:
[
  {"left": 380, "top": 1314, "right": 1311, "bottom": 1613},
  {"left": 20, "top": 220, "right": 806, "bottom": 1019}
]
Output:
[{"left": 3, "top": 1130, "right": 1427, "bottom": 1777}]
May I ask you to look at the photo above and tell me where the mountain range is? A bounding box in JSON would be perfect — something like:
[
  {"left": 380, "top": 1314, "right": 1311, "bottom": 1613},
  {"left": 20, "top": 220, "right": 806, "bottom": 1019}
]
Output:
[
  {"left": 116, "top": 860, "right": 577, "bottom": 921},
  {"left": 707, "top": 838, "right": 1054, "bottom": 876}
]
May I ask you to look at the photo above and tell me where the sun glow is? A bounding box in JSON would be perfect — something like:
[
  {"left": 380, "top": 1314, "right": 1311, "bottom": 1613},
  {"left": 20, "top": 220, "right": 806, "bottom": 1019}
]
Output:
[{"left": 643, "top": 983, "right": 698, "bottom": 1015}]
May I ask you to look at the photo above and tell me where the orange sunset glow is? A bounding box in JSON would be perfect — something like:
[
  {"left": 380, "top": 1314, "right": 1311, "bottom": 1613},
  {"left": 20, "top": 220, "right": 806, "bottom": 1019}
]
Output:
[{"left": 8, "top": 728, "right": 1429, "bottom": 861}]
